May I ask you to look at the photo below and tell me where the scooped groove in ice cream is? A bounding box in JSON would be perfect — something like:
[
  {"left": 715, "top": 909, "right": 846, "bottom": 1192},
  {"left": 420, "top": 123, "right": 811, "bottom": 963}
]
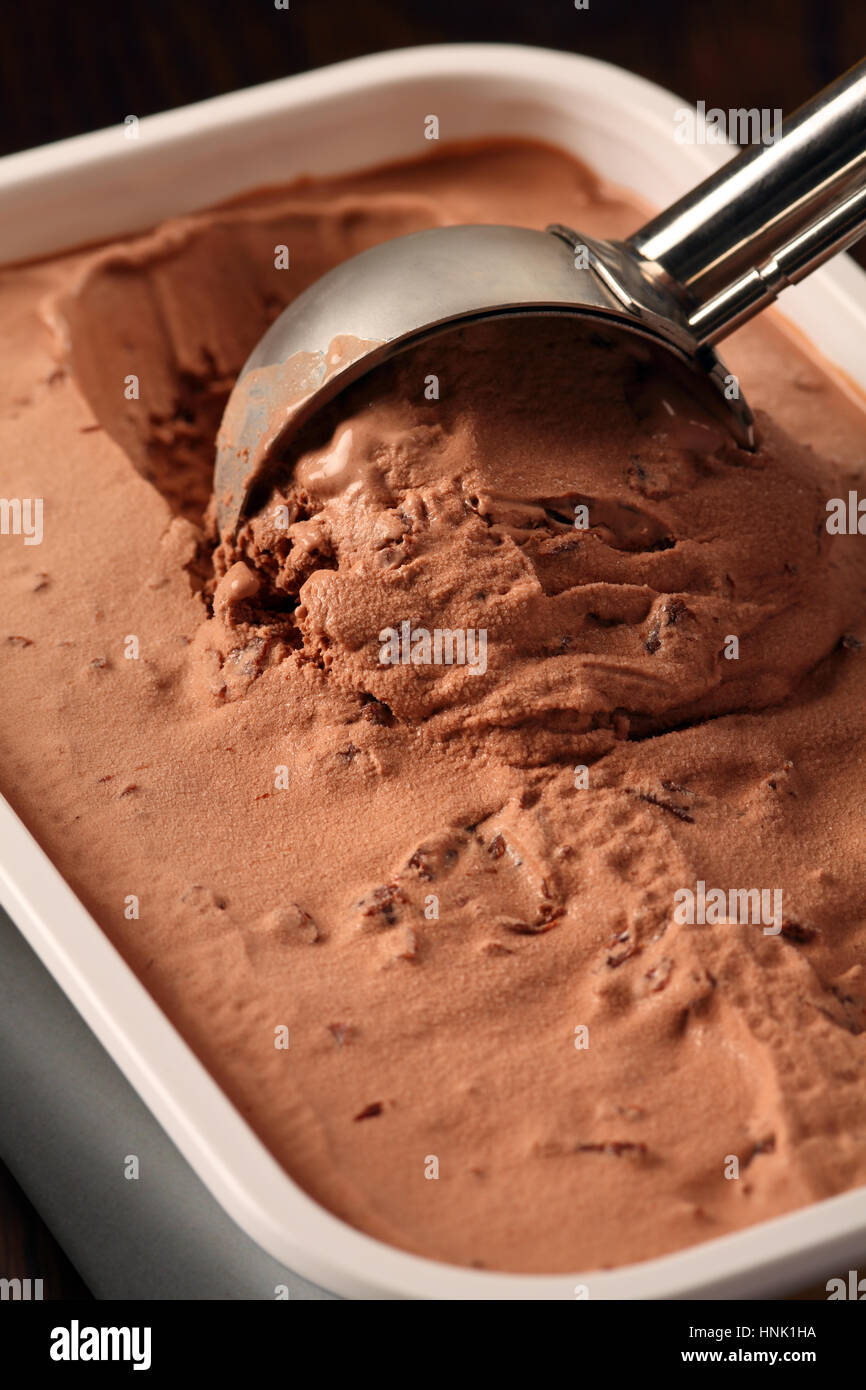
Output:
[{"left": 2, "top": 138, "right": 865, "bottom": 1278}]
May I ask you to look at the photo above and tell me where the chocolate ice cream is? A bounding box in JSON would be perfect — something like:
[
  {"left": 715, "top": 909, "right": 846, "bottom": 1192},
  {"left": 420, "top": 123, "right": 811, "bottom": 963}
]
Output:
[{"left": 1, "top": 138, "right": 865, "bottom": 1275}]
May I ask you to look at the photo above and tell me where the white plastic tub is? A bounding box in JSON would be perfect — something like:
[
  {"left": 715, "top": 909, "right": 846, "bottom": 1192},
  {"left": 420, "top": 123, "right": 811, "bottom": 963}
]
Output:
[{"left": 1, "top": 43, "right": 865, "bottom": 1300}]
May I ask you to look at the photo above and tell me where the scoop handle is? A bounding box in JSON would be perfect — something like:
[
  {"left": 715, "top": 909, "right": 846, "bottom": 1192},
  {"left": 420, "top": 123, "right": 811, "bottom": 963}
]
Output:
[{"left": 627, "top": 60, "right": 866, "bottom": 345}]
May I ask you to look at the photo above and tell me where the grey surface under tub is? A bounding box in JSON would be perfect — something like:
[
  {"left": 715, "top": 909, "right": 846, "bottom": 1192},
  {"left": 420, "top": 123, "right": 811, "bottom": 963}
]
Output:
[{"left": 0, "top": 904, "right": 337, "bottom": 1300}]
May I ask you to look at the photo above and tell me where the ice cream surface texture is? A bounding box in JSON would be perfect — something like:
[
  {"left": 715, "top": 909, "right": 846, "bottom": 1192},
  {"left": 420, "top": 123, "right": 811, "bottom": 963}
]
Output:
[{"left": 1, "top": 139, "right": 865, "bottom": 1275}]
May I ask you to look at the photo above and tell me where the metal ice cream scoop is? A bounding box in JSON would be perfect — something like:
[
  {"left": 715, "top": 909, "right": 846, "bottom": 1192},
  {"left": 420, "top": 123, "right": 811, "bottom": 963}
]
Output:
[{"left": 215, "top": 60, "right": 866, "bottom": 535}]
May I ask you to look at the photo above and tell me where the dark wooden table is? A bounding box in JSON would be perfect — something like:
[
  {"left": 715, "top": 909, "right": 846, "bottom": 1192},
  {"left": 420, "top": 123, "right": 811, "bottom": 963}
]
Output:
[
  {"left": 1, "top": 0, "right": 864, "bottom": 1299},
  {"left": 0, "top": 1162, "right": 91, "bottom": 1299}
]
